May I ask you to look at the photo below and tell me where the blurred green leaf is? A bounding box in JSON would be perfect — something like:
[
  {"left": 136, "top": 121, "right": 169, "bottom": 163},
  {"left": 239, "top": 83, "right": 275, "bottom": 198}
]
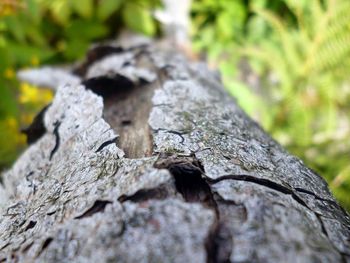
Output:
[
  {"left": 122, "top": 2, "right": 156, "bottom": 36},
  {"left": 97, "top": 0, "right": 122, "bottom": 21},
  {"left": 22, "top": 22, "right": 46, "bottom": 46},
  {"left": 6, "top": 42, "right": 54, "bottom": 66},
  {"left": 0, "top": 48, "right": 14, "bottom": 69},
  {"left": 71, "top": 0, "right": 93, "bottom": 18},
  {"left": 0, "top": 81, "right": 18, "bottom": 118},
  {"left": 63, "top": 38, "right": 90, "bottom": 60},
  {"left": 50, "top": 0, "right": 72, "bottom": 25},
  {"left": 3, "top": 15, "right": 26, "bottom": 43},
  {"left": 26, "top": 0, "right": 42, "bottom": 24},
  {"left": 65, "top": 19, "right": 109, "bottom": 40}
]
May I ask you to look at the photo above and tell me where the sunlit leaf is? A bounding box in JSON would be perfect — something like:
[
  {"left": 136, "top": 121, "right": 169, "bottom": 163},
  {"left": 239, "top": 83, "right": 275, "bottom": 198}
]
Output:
[
  {"left": 63, "top": 38, "right": 89, "bottom": 60},
  {"left": 49, "top": 0, "right": 71, "bottom": 25},
  {"left": 7, "top": 42, "right": 54, "bottom": 66},
  {"left": 0, "top": 80, "right": 18, "bottom": 118},
  {"left": 122, "top": 2, "right": 156, "bottom": 36},
  {"left": 26, "top": 0, "right": 41, "bottom": 24},
  {"left": 65, "top": 19, "right": 109, "bottom": 40},
  {"left": 71, "top": 0, "right": 93, "bottom": 18},
  {"left": 3, "top": 15, "right": 26, "bottom": 42},
  {"left": 97, "top": 0, "right": 122, "bottom": 21}
]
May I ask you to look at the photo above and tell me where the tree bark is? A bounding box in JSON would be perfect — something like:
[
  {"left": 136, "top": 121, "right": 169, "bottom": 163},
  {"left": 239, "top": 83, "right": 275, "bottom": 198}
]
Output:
[{"left": 1, "top": 38, "right": 350, "bottom": 263}]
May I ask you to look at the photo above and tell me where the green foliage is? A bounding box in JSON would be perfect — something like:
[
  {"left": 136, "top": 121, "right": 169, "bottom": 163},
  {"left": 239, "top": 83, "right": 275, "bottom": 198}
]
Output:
[
  {"left": 191, "top": 0, "right": 247, "bottom": 60},
  {"left": 122, "top": 1, "right": 156, "bottom": 36},
  {"left": 192, "top": 0, "right": 350, "bottom": 210},
  {"left": 0, "top": 0, "right": 160, "bottom": 171}
]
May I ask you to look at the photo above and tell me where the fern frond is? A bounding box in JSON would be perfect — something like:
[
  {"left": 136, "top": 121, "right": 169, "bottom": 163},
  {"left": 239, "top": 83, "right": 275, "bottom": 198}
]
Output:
[
  {"left": 314, "top": 32, "right": 350, "bottom": 73},
  {"left": 253, "top": 7, "right": 304, "bottom": 84},
  {"left": 301, "top": 0, "right": 350, "bottom": 80},
  {"left": 240, "top": 44, "right": 294, "bottom": 95}
]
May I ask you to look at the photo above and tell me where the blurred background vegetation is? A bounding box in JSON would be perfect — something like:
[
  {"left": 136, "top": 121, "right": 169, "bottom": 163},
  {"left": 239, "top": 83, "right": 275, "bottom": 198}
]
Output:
[{"left": 0, "top": 0, "right": 349, "bottom": 210}]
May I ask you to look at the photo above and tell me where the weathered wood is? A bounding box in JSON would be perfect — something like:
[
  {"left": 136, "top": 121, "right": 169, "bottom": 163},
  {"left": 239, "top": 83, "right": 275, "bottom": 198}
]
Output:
[{"left": 1, "top": 40, "right": 350, "bottom": 263}]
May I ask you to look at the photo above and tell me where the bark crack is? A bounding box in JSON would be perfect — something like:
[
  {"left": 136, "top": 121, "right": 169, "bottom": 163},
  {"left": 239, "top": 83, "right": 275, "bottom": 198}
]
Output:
[
  {"left": 154, "top": 153, "right": 232, "bottom": 263},
  {"left": 118, "top": 183, "right": 175, "bottom": 203},
  {"left": 207, "top": 174, "right": 309, "bottom": 209},
  {"left": 208, "top": 173, "right": 350, "bottom": 258},
  {"left": 294, "top": 187, "right": 343, "bottom": 207},
  {"left": 74, "top": 200, "right": 112, "bottom": 219},
  {"left": 95, "top": 137, "right": 118, "bottom": 153},
  {"left": 38, "top": 237, "right": 53, "bottom": 257},
  {"left": 49, "top": 121, "right": 61, "bottom": 161},
  {"left": 22, "top": 104, "right": 50, "bottom": 145},
  {"left": 154, "top": 128, "right": 186, "bottom": 144},
  {"left": 24, "top": 220, "right": 37, "bottom": 231}
]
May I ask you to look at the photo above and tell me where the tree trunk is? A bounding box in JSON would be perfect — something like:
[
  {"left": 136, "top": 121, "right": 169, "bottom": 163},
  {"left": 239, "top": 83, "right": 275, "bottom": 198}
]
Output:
[{"left": 1, "top": 38, "right": 350, "bottom": 263}]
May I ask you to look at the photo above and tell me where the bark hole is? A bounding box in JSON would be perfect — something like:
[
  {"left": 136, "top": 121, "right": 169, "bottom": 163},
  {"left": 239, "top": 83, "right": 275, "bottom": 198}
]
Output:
[
  {"left": 83, "top": 74, "right": 155, "bottom": 158},
  {"left": 154, "top": 154, "right": 217, "bottom": 212},
  {"left": 154, "top": 154, "right": 234, "bottom": 263}
]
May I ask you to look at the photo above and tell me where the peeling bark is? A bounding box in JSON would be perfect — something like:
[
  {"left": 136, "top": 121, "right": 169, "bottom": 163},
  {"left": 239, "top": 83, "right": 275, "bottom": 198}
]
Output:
[{"left": 1, "top": 39, "right": 350, "bottom": 263}]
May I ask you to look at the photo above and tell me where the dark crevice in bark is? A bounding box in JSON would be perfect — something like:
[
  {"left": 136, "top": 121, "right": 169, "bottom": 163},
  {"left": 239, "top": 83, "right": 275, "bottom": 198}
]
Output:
[
  {"left": 118, "top": 183, "right": 175, "bottom": 203},
  {"left": 154, "top": 153, "right": 233, "bottom": 262},
  {"left": 24, "top": 220, "right": 37, "bottom": 231},
  {"left": 207, "top": 174, "right": 309, "bottom": 209},
  {"left": 341, "top": 255, "right": 348, "bottom": 263},
  {"left": 83, "top": 75, "right": 135, "bottom": 98},
  {"left": 49, "top": 121, "right": 61, "bottom": 161},
  {"left": 22, "top": 104, "right": 50, "bottom": 145},
  {"left": 74, "top": 200, "right": 112, "bottom": 219},
  {"left": 153, "top": 154, "right": 216, "bottom": 208},
  {"left": 171, "top": 165, "right": 216, "bottom": 211},
  {"left": 22, "top": 242, "right": 33, "bottom": 253},
  {"left": 46, "top": 210, "right": 56, "bottom": 216},
  {"left": 205, "top": 196, "right": 249, "bottom": 263},
  {"left": 318, "top": 215, "right": 334, "bottom": 245},
  {"left": 25, "top": 171, "right": 34, "bottom": 187},
  {"left": 0, "top": 242, "right": 10, "bottom": 250},
  {"left": 294, "top": 187, "right": 343, "bottom": 207},
  {"left": 38, "top": 237, "right": 53, "bottom": 256},
  {"left": 205, "top": 222, "right": 232, "bottom": 263},
  {"left": 95, "top": 137, "right": 118, "bottom": 153}
]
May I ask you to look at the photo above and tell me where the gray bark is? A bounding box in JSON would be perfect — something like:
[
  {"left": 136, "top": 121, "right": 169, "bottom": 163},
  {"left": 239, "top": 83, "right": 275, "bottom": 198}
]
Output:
[{"left": 1, "top": 39, "right": 350, "bottom": 263}]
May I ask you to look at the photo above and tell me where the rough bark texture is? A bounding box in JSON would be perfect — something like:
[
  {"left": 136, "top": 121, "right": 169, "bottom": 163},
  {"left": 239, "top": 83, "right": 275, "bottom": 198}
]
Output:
[{"left": 1, "top": 38, "right": 350, "bottom": 263}]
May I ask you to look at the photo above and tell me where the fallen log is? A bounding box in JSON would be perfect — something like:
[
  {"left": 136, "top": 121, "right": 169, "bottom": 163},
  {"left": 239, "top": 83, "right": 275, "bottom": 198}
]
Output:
[{"left": 1, "top": 38, "right": 349, "bottom": 262}]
